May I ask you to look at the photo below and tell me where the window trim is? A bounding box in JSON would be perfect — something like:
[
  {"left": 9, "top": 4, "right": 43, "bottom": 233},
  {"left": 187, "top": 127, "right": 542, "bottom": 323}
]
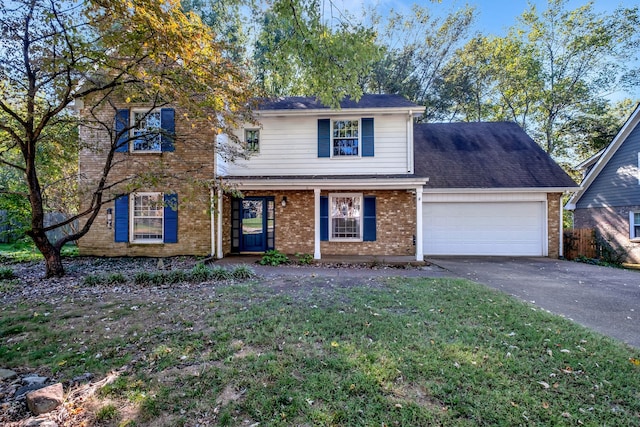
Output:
[
  {"left": 630, "top": 211, "right": 640, "bottom": 241},
  {"left": 130, "top": 192, "right": 164, "bottom": 244},
  {"left": 329, "top": 193, "right": 363, "bottom": 241},
  {"left": 244, "top": 128, "right": 260, "bottom": 153},
  {"left": 331, "top": 118, "right": 361, "bottom": 158},
  {"left": 131, "top": 109, "right": 163, "bottom": 153}
]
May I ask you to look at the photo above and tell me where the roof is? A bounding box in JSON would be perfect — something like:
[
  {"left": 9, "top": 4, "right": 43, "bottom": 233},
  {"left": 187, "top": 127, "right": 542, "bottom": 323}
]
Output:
[
  {"left": 566, "top": 103, "right": 640, "bottom": 209},
  {"left": 256, "top": 94, "right": 421, "bottom": 111},
  {"left": 414, "top": 121, "right": 578, "bottom": 189}
]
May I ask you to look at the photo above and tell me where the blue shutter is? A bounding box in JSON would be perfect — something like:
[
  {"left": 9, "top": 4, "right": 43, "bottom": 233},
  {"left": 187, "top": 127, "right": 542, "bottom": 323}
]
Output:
[
  {"left": 320, "top": 196, "right": 328, "bottom": 241},
  {"left": 363, "top": 196, "right": 376, "bottom": 242},
  {"left": 164, "top": 193, "right": 178, "bottom": 243},
  {"left": 114, "top": 195, "right": 129, "bottom": 242},
  {"left": 318, "top": 119, "right": 330, "bottom": 158},
  {"left": 115, "top": 110, "right": 129, "bottom": 152},
  {"left": 362, "top": 118, "right": 374, "bottom": 157},
  {"left": 161, "top": 108, "right": 175, "bottom": 152}
]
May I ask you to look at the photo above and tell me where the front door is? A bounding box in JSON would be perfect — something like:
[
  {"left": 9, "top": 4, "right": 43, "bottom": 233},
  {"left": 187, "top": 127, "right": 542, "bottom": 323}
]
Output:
[{"left": 231, "top": 197, "right": 275, "bottom": 253}]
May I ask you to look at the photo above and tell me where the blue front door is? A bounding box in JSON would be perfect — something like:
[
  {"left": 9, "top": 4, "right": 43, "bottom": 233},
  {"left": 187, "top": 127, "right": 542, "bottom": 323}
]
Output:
[{"left": 231, "top": 197, "right": 275, "bottom": 253}]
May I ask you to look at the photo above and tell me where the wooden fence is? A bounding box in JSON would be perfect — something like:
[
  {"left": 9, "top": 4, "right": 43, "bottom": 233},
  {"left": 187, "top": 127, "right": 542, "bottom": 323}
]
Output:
[{"left": 563, "top": 228, "right": 596, "bottom": 260}]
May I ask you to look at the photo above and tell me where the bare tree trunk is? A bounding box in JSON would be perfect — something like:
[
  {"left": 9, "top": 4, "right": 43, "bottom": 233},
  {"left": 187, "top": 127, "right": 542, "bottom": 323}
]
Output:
[{"left": 28, "top": 230, "right": 64, "bottom": 277}]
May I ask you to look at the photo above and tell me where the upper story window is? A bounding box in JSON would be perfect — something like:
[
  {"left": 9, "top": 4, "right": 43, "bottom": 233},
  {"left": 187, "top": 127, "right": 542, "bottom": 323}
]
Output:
[
  {"left": 245, "top": 129, "right": 260, "bottom": 152},
  {"left": 114, "top": 108, "right": 175, "bottom": 153},
  {"left": 318, "top": 118, "right": 373, "bottom": 158},
  {"left": 332, "top": 120, "right": 359, "bottom": 157},
  {"left": 132, "top": 111, "right": 162, "bottom": 152}
]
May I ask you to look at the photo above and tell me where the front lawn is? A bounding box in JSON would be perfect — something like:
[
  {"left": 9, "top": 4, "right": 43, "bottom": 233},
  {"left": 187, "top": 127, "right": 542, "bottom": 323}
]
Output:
[
  {"left": 0, "top": 240, "right": 77, "bottom": 263},
  {"left": 1, "top": 266, "right": 638, "bottom": 426}
]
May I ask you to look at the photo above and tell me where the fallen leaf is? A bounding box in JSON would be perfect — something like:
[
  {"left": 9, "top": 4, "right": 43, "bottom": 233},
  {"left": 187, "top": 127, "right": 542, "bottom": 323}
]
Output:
[
  {"left": 538, "top": 381, "right": 550, "bottom": 389},
  {"left": 629, "top": 357, "right": 640, "bottom": 366},
  {"left": 542, "top": 402, "right": 550, "bottom": 409}
]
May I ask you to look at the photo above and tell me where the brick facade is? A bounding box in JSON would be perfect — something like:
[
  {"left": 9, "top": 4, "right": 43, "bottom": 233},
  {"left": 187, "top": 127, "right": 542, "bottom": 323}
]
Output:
[
  {"left": 222, "top": 189, "right": 416, "bottom": 257},
  {"left": 574, "top": 206, "right": 640, "bottom": 263},
  {"left": 77, "top": 103, "right": 215, "bottom": 257},
  {"left": 547, "top": 193, "right": 562, "bottom": 258}
]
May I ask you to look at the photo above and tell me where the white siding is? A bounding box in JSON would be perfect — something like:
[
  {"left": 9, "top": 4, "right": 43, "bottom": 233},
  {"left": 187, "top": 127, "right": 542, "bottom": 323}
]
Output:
[{"left": 218, "top": 114, "right": 410, "bottom": 176}]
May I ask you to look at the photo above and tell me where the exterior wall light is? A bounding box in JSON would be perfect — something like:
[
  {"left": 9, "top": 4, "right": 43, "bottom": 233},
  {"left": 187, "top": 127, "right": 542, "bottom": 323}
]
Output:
[
  {"left": 107, "top": 208, "right": 113, "bottom": 229},
  {"left": 281, "top": 196, "right": 287, "bottom": 207}
]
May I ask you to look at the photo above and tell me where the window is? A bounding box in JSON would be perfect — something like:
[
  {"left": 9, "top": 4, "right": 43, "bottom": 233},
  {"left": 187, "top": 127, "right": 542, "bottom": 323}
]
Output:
[
  {"left": 114, "top": 108, "right": 175, "bottom": 153},
  {"left": 133, "top": 111, "right": 162, "bottom": 152},
  {"left": 131, "top": 192, "right": 164, "bottom": 242},
  {"left": 330, "top": 193, "right": 362, "bottom": 240},
  {"left": 631, "top": 211, "right": 640, "bottom": 240},
  {"left": 245, "top": 129, "right": 259, "bottom": 152},
  {"left": 332, "top": 120, "right": 359, "bottom": 156}
]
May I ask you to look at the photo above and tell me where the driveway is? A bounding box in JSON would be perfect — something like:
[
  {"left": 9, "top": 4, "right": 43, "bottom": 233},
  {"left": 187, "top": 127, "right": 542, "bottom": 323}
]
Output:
[{"left": 427, "top": 257, "right": 640, "bottom": 348}]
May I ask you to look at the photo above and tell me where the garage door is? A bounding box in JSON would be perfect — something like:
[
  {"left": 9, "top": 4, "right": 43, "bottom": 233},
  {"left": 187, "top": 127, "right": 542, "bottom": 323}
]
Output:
[{"left": 423, "top": 202, "right": 545, "bottom": 256}]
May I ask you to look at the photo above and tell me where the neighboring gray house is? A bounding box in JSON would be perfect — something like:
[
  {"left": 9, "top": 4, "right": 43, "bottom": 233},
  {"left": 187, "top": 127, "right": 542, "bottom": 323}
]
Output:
[{"left": 566, "top": 103, "right": 640, "bottom": 263}]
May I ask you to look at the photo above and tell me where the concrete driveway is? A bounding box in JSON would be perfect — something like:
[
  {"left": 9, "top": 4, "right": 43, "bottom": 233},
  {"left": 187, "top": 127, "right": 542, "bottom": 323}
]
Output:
[{"left": 427, "top": 257, "right": 640, "bottom": 348}]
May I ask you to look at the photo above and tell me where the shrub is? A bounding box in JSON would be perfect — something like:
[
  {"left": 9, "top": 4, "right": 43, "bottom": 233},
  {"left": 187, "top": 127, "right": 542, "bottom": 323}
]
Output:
[
  {"left": 106, "top": 273, "right": 127, "bottom": 285},
  {"left": 165, "top": 270, "right": 187, "bottom": 284},
  {"left": 210, "top": 266, "right": 232, "bottom": 281},
  {"left": 133, "top": 271, "right": 153, "bottom": 286},
  {"left": 0, "top": 267, "right": 16, "bottom": 280},
  {"left": 190, "top": 263, "right": 212, "bottom": 282},
  {"left": 295, "top": 252, "right": 313, "bottom": 265},
  {"left": 259, "top": 249, "right": 289, "bottom": 266},
  {"left": 95, "top": 403, "right": 119, "bottom": 421},
  {"left": 231, "top": 264, "right": 255, "bottom": 279}
]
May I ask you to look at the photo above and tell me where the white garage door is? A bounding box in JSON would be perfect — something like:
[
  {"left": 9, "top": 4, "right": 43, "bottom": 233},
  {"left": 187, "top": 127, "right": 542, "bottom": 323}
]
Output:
[{"left": 423, "top": 202, "right": 545, "bottom": 256}]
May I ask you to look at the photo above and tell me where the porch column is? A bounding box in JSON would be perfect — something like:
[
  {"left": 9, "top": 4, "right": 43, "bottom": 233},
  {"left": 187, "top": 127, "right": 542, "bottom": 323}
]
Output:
[
  {"left": 314, "top": 188, "right": 321, "bottom": 259},
  {"left": 415, "top": 185, "right": 424, "bottom": 261},
  {"left": 216, "top": 188, "right": 223, "bottom": 259}
]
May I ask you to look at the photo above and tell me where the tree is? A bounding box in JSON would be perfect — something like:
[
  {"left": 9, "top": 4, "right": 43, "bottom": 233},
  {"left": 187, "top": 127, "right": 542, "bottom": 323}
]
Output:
[
  {"left": 362, "top": 3, "right": 475, "bottom": 116},
  {"left": 431, "top": 0, "right": 639, "bottom": 161},
  {"left": 252, "top": 0, "right": 381, "bottom": 106},
  {"left": 0, "top": 0, "right": 254, "bottom": 277}
]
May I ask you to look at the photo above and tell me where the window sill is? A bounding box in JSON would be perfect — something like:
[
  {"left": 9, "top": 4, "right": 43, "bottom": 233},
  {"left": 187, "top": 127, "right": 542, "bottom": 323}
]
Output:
[
  {"left": 130, "top": 241, "right": 165, "bottom": 245},
  {"left": 630, "top": 238, "right": 640, "bottom": 243},
  {"left": 329, "top": 238, "right": 363, "bottom": 243}
]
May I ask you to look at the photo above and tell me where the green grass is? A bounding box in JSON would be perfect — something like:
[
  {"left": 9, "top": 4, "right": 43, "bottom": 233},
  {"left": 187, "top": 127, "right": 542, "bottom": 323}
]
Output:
[
  {"left": 1, "top": 276, "right": 639, "bottom": 426},
  {"left": 0, "top": 241, "right": 78, "bottom": 262}
]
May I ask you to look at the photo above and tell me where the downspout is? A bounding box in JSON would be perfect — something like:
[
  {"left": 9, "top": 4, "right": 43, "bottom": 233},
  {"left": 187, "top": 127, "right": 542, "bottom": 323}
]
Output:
[
  {"left": 217, "top": 188, "right": 223, "bottom": 259},
  {"left": 407, "top": 110, "right": 413, "bottom": 173},
  {"left": 210, "top": 187, "right": 216, "bottom": 257},
  {"left": 559, "top": 193, "right": 564, "bottom": 258}
]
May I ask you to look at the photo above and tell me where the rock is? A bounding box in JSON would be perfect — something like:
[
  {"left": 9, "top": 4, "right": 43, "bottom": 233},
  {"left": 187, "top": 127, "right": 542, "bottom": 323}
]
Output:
[
  {"left": 24, "top": 418, "right": 59, "bottom": 427},
  {"left": 0, "top": 368, "right": 17, "bottom": 380},
  {"left": 71, "top": 372, "right": 94, "bottom": 384},
  {"left": 15, "top": 383, "right": 48, "bottom": 398},
  {"left": 26, "top": 383, "right": 63, "bottom": 415},
  {"left": 23, "top": 374, "right": 48, "bottom": 385}
]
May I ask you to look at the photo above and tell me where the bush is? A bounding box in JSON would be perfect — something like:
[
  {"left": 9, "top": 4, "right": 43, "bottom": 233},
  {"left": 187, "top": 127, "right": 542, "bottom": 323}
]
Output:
[
  {"left": 210, "top": 266, "right": 232, "bottom": 280},
  {"left": 259, "top": 250, "right": 289, "bottom": 266},
  {"left": 189, "top": 263, "right": 212, "bottom": 282},
  {"left": 0, "top": 267, "right": 16, "bottom": 280},
  {"left": 165, "top": 270, "right": 187, "bottom": 284},
  {"left": 295, "top": 253, "right": 313, "bottom": 265},
  {"left": 231, "top": 264, "right": 255, "bottom": 279}
]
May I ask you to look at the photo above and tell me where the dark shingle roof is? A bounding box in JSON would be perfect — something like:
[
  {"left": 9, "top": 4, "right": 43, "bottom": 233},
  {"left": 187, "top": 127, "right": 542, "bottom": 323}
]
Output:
[
  {"left": 414, "top": 122, "right": 578, "bottom": 189},
  {"left": 257, "top": 94, "right": 420, "bottom": 110}
]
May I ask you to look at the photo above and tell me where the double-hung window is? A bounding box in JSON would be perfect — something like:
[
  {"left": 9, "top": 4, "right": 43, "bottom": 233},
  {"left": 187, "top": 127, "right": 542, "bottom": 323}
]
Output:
[
  {"left": 631, "top": 211, "right": 640, "bottom": 240},
  {"left": 332, "top": 120, "right": 359, "bottom": 156},
  {"left": 330, "top": 193, "right": 362, "bottom": 240},
  {"left": 131, "top": 192, "right": 164, "bottom": 243},
  {"left": 132, "top": 111, "right": 162, "bottom": 152},
  {"left": 245, "top": 129, "right": 260, "bottom": 152},
  {"left": 114, "top": 108, "right": 175, "bottom": 153}
]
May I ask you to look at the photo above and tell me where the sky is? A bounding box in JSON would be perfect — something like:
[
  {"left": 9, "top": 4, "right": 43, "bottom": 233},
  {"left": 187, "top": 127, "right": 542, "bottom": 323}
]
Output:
[{"left": 467, "top": 0, "right": 636, "bottom": 36}]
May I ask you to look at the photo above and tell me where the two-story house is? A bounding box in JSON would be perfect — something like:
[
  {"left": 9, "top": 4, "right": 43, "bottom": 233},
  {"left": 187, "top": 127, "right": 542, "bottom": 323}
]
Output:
[{"left": 78, "top": 94, "right": 577, "bottom": 260}]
